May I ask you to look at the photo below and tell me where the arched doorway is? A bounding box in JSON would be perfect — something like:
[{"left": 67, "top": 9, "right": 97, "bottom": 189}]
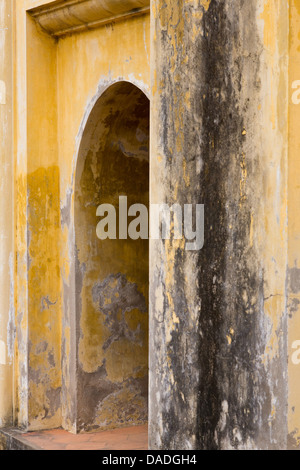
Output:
[{"left": 74, "top": 81, "right": 149, "bottom": 433}]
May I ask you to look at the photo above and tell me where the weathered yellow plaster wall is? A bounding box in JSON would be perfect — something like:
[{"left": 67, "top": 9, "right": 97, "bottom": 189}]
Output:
[
  {"left": 288, "top": 0, "right": 300, "bottom": 450},
  {"left": 0, "top": 0, "right": 13, "bottom": 429},
  {"left": 14, "top": 7, "right": 62, "bottom": 430},
  {"left": 13, "top": 0, "right": 59, "bottom": 430},
  {"left": 14, "top": 0, "right": 150, "bottom": 432},
  {"left": 150, "top": 0, "right": 289, "bottom": 449},
  {"left": 57, "top": 14, "right": 150, "bottom": 202},
  {"left": 75, "top": 82, "right": 149, "bottom": 431},
  {"left": 56, "top": 12, "right": 150, "bottom": 433},
  {"left": 9, "top": 0, "right": 299, "bottom": 448}
]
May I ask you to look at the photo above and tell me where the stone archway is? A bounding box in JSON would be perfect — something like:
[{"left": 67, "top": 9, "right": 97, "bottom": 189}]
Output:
[{"left": 70, "top": 81, "right": 150, "bottom": 433}]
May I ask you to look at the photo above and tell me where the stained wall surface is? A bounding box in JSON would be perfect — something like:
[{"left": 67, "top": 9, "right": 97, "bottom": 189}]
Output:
[
  {"left": 1, "top": 0, "right": 300, "bottom": 451},
  {"left": 0, "top": 0, "right": 13, "bottom": 429},
  {"left": 75, "top": 82, "right": 149, "bottom": 432},
  {"left": 150, "top": 0, "right": 289, "bottom": 450},
  {"left": 13, "top": 0, "right": 150, "bottom": 433},
  {"left": 288, "top": 0, "right": 300, "bottom": 449}
]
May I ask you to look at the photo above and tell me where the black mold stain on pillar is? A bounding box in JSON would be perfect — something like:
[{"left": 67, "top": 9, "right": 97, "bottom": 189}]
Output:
[{"left": 150, "top": 0, "right": 288, "bottom": 450}]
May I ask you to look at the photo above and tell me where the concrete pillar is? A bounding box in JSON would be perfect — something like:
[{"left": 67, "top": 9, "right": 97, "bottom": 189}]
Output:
[
  {"left": 150, "top": 0, "right": 289, "bottom": 450},
  {"left": 0, "top": 0, "right": 13, "bottom": 428}
]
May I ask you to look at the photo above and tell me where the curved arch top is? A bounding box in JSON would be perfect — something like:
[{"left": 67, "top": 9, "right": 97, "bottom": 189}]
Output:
[{"left": 72, "top": 78, "right": 150, "bottom": 199}]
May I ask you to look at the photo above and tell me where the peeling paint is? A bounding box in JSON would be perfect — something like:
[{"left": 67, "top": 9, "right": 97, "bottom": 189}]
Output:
[
  {"left": 150, "top": 0, "right": 288, "bottom": 451},
  {"left": 73, "top": 81, "right": 149, "bottom": 432}
]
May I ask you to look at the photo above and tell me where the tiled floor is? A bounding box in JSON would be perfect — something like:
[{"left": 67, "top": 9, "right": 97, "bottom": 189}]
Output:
[{"left": 9, "top": 425, "right": 148, "bottom": 450}]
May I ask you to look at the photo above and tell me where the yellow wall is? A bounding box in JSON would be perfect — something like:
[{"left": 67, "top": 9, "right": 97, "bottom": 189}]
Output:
[
  {"left": 75, "top": 82, "right": 149, "bottom": 431},
  {"left": 288, "top": 0, "right": 300, "bottom": 449},
  {"left": 149, "top": 0, "right": 290, "bottom": 450},
  {"left": 0, "top": 0, "right": 13, "bottom": 429},
  {"left": 8, "top": 0, "right": 300, "bottom": 446},
  {"left": 14, "top": 0, "right": 150, "bottom": 432}
]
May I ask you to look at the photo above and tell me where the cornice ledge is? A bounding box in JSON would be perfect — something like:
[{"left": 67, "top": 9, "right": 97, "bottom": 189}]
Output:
[{"left": 29, "top": 0, "right": 150, "bottom": 37}]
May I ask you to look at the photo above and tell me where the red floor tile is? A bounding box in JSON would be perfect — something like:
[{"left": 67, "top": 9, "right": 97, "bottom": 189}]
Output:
[{"left": 18, "top": 425, "right": 148, "bottom": 450}]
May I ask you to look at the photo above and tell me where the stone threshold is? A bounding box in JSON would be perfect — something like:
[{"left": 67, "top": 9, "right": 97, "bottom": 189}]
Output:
[{"left": 0, "top": 428, "right": 41, "bottom": 450}]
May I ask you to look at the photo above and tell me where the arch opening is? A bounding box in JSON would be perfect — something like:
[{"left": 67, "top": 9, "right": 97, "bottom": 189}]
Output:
[{"left": 74, "top": 81, "right": 149, "bottom": 433}]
